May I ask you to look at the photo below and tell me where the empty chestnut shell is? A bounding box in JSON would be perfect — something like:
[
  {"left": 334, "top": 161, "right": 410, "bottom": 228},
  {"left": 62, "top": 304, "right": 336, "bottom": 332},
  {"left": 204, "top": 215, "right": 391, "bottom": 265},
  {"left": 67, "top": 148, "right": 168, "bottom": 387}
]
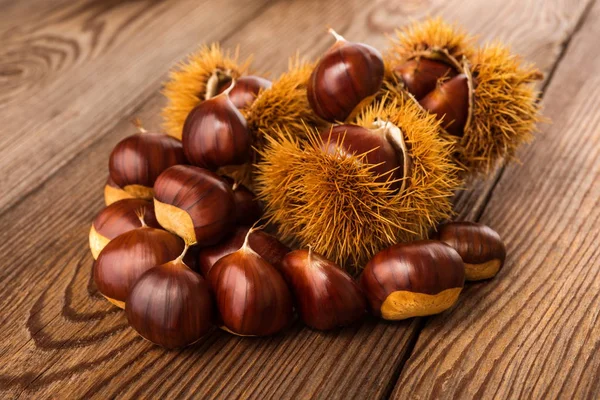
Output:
[
  {"left": 419, "top": 73, "right": 470, "bottom": 136},
  {"left": 435, "top": 221, "right": 506, "bottom": 281},
  {"left": 360, "top": 240, "right": 465, "bottom": 320},
  {"left": 208, "top": 230, "right": 293, "bottom": 336},
  {"left": 217, "top": 75, "right": 272, "bottom": 110},
  {"left": 126, "top": 253, "right": 214, "bottom": 349},
  {"left": 280, "top": 249, "right": 366, "bottom": 330},
  {"left": 197, "top": 226, "right": 289, "bottom": 277},
  {"left": 89, "top": 199, "right": 159, "bottom": 259},
  {"left": 182, "top": 84, "right": 251, "bottom": 170},
  {"left": 93, "top": 224, "right": 184, "bottom": 308},
  {"left": 153, "top": 165, "right": 236, "bottom": 246},
  {"left": 109, "top": 132, "right": 186, "bottom": 200},
  {"left": 394, "top": 58, "right": 457, "bottom": 100},
  {"left": 307, "top": 29, "right": 384, "bottom": 122}
]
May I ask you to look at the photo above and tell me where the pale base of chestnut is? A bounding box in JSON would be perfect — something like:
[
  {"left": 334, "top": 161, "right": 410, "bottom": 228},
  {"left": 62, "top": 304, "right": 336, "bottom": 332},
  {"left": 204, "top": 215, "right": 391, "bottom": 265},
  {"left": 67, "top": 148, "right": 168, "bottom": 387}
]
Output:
[
  {"left": 123, "top": 184, "right": 154, "bottom": 201},
  {"left": 154, "top": 198, "right": 197, "bottom": 245},
  {"left": 380, "top": 287, "right": 462, "bottom": 320},
  {"left": 104, "top": 184, "right": 134, "bottom": 206},
  {"left": 465, "top": 259, "right": 502, "bottom": 281},
  {"left": 102, "top": 294, "right": 125, "bottom": 309},
  {"left": 89, "top": 224, "right": 110, "bottom": 260}
]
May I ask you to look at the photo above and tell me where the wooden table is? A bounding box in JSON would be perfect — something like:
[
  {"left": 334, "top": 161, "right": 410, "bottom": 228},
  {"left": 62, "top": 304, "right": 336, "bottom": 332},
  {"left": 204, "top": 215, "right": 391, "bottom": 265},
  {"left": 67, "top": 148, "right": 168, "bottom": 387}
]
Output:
[{"left": 1, "top": 0, "right": 598, "bottom": 398}]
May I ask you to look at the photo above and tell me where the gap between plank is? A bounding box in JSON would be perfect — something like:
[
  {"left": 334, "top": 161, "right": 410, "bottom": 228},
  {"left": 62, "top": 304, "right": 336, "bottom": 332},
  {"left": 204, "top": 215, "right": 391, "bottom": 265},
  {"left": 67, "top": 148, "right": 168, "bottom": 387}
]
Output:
[{"left": 381, "top": 0, "right": 599, "bottom": 397}]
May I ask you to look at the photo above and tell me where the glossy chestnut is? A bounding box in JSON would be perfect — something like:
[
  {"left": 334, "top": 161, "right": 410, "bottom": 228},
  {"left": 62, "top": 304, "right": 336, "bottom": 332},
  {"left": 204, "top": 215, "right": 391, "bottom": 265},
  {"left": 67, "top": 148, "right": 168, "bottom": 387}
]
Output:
[
  {"left": 126, "top": 248, "right": 214, "bottom": 349},
  {"left": 217, "top": 75, "right": 272, "bottom": 110},
  {"left": 207, "top": 229, "right": 293, "bottom": 336},
  {"left": 307, "top": 29, "right": 384, "bottom": 122},
  {"left": 435, "top": 221, "right": 506, "bottom": 281},
  {"left": 153, "top": 165, "right": 236, "bottom": 246},
  {"left": 93, "top": 219, "right": 184, "bottom": 309},
  {"left": 394, "top": 58, "right": 457, "bottom": 100},
  {"left": 419, "top": 73, "right": 470, "bottom": 136},
  {"left": 109, "top": 127, "right": 186, "bottom": 201},
  {"left": 197, "top": 226, "right": 289, "bottom": 277},
  {"left": 89, "top": 199, "right": 159, "bottom": 259},
  {"left": 360, "top": 240, "right": 465, "bottom": 320},
  {"left": 182, "top": 83, "right": 251, "bottom": 170},
  {"left": 221, "top": 177, "right": 262, "bottom": 225},
  {"left": 280, "top": 249, "right": 366, "bottom": 330}
]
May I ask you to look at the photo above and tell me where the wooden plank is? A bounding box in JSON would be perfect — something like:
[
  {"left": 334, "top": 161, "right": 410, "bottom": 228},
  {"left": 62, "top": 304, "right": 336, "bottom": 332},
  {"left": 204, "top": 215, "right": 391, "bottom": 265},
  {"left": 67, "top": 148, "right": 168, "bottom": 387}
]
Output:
[
  {"left": 392, "top": 1, "right": 600, "bottom": 398},
  {"left": 0, "top": 0, "right": 273, "bottom": 215},
  {"left": 0, "top": 0, "right": 590, "bottom": 398}
]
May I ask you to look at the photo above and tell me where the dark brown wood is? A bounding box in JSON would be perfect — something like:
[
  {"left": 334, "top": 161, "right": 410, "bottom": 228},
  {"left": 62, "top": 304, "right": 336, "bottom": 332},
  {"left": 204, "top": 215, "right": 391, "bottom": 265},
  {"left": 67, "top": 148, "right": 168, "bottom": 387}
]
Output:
[
  {"left": 392, "top": 1, "right": 600, "bottom": 398},
  {"left": 0, "top": 0, "right": 592, "bottom": 398}
]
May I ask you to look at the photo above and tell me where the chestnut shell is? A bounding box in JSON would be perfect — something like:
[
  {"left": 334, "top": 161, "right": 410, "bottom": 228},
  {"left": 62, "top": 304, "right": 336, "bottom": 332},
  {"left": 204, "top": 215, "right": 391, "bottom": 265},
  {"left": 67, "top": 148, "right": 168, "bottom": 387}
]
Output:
[
  {"left": 197, "top": 226, "right": 290, "bottom": 277},
  {"left": 109, "top": 133, "right": 186, "bottom": 189},
  {"left": 126, "top": 259, "right": 214, "bottom": 349},
  {"left": 307, "top": 37, "right": 384, "bottom": 122},
  {"left": 154, "top": 165, "right": 236, "bottom": 246}
]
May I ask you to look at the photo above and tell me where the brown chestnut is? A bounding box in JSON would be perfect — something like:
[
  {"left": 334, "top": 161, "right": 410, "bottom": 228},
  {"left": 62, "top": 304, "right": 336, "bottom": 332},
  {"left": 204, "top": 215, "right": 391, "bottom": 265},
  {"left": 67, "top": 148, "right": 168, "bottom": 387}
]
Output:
[
  {"left": 394, "top": 58, "right": 457, "bottom": 100},
  {"left": 360, "top": 240, "right": 465, "bottom": 320},
  {"left": 126, "top": 247, "right": 214, "bottom": 349},
  {"left": 153, "top": 165, "right": 236, "bottom": 246},
  {"left": 197, "top": 226, "right": 289, "bottom": 277},
  {"left": 109, "top": 125, "right": 186, "bottom": 201},
  {"left": 89, "top": 199, "right": 159, "bottom": 259},
  {"left": 182, "top": 82, "right": 251, "bottom": 170},
  {"left": 104, "top": 176, "right": 134, "bottom": 206},
  {"left": 280, "top": 249, "right": 366, "bottom": 330},
  {"left": 435, "top": 222, "right": 506, "bottom": 281},
  {"left": 207, "top": 229, "right": 293, "bottom": 336},
  {"left": 307, "top": 29, "right": 384, "bottom": 122},
  {"left": 222, "top": 177, "right": 262, "bottom": 225},
  {"left": 419, "top": 73, "right": 470, "bottom": 136},
  {"left": 93, "top": 216, "right": 184, "bottom": 309},
  {"left": 320, "top": 122, "right": 407, "bottom": 189},
  {"left": 217, "top": 75, "right": 271, "bottom": 110}
]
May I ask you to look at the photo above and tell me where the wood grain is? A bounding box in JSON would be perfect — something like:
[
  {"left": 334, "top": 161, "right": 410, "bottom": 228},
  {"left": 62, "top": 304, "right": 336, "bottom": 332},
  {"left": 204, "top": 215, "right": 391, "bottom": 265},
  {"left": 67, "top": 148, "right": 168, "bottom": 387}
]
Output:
[
  {"left": 392, "top": 1, "right": 600, "bottom": 398},
  {"left": 0, "top": 0, "right": 593, "bottom": 398},
  {"left": 0, "top": 0, "right": 273, "bottom": 214}
]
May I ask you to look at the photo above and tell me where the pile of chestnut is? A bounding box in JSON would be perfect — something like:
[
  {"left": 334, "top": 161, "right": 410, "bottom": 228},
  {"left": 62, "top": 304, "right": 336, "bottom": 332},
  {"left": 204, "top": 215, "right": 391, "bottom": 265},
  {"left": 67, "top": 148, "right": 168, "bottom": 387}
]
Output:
[{"left": 90, "top": 55, "right": 507, "bottom": 351}]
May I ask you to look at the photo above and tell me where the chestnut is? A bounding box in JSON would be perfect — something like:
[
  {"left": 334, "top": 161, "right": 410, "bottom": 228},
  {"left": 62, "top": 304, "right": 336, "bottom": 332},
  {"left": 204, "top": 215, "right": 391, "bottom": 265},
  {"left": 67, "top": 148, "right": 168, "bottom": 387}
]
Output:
[
  {"left": 319, "top": 122, "right": 407, "bottom": 189},
  {"left": 394, "top": 58, "right": 457, "bottom": 100},
  {"left": 222, "top": 176, "right": 262, "bottom": 225},
  {"left": 153, "top": 165, "right": 236, "bottom": 246},
  {"left": 307, "top": 29, "right": 384, "bottom": 122},
  {"left": 89, "top": 199, "right": 159, "bottom": 259},
  {"left": 104, "top": 176, "right": 134, "bottom": 206},
  {"left": 93, "top": 216, "right": 184, "bottom": 309},
  {"left": 207, "top": 229, "right": 293, "bottom": 336},
  {"left": 280, "top": 249, "right": 366, "bottom": 330},
  {"left": 109, "top": 125, "right": 186, "bottom": 201},
  {"left": 217, "top": 75, "right": 271, "bottom": 110},
  {"left": 419, "top": 73, "right": 470, "bottom": 136},
  {"left": 197, "top": 226, "right": 289, "bottom": 277},
  {"left": 360, "top": 240, "right": 465, "bottom": 320},
  {"left": 126, "top": 247, "right": 214, "bottom": 349},
  {"left": 182, "top": 82, "right": 251, "bottom": 170},
  {"left": 435, "top": 222, "right": 506, "bottom": 281}
]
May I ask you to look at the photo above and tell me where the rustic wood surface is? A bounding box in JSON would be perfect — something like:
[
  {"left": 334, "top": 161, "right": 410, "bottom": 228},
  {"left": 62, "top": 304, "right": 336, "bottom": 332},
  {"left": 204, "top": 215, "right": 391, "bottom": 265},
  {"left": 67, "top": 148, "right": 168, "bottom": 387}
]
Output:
[{"left": 0, "top": 0, "right": 597, "bottom": 398}]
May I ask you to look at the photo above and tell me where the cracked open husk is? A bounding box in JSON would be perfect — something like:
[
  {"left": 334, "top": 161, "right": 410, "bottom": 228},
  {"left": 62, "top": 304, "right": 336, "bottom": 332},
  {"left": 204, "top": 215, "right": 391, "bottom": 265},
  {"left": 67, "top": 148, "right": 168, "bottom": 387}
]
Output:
[{"left": 255, "top": 96, "right": 461, "bottom": 271}]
